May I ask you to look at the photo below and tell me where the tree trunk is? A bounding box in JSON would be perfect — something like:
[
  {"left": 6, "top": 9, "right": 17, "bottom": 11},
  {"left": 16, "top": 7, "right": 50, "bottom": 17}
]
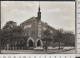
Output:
[{"left": 46, "top": 38, "right": 47, "bottom": 51}]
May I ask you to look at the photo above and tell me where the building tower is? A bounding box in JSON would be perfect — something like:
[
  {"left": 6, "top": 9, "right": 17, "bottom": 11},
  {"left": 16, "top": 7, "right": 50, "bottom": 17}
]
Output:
[
  {"left": 36, "top": 2, "right": 43, "bottom": 47},
  {"left": 37, "top": 2, "right": 42, "bottom": 38}
]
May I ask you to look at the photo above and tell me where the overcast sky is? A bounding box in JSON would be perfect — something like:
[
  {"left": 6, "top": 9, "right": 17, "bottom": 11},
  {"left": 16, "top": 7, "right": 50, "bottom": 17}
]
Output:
[{"left": 1, "top": 1, "right": 75, "bottom": 33}]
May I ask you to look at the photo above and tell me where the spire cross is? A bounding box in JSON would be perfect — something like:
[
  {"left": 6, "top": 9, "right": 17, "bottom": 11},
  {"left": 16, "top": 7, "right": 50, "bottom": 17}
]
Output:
[{"left": 39, "top": 1, "right": 40, "bottom": 12}]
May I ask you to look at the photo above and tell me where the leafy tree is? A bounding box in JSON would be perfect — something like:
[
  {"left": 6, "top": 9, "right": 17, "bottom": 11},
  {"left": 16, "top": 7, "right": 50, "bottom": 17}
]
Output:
[
  {"left": 63, "top": 31, "right": 75, "bottom": 46},
  {"left": 1, "top": 21, "right": 27, "bottom": 50},
  {"left": 42, "top": 29, "right": 52, "bottom": 51},
  {"left": 54, "top": 29, "right": 64, "bottom": 50},
  {"left": 1, "top": 29, "right": 11, "bottom": 49},
  {"left": 54, "top": 29, "right": 75, "bottom": 50}
]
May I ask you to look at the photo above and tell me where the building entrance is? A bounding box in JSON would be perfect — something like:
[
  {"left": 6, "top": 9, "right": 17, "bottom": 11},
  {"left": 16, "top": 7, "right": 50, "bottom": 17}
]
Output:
[
  {"left": 29, "top": 40, "right": 33, "bottom": 47},
  {"left": 37, "top": 40, "right": 41, "bottom": 46}
]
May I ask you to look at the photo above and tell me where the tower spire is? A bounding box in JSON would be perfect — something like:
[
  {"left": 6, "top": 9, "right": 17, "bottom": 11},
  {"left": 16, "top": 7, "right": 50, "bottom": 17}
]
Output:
[{"left": 37, "top": 1, "right": 41, "bottom": 21}]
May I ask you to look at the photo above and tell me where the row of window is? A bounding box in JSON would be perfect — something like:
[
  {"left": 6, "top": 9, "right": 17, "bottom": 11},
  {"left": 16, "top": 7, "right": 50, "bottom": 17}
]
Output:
[
  {"left": 24, "top": 24, "right": 53, "bottom": 34},
  {"left": 24, "top": 24, "right": 32, "bottom": 29}
]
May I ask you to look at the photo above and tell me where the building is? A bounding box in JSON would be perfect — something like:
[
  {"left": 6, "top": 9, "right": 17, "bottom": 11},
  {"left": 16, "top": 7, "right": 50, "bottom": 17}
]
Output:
[
  {"left": 1, "top": 5, "right": 57, "bottom": 50},
  {"left": 1, "top": 3, "right": 75, "bottom": 50},
  {"left": 20, "top": 5, "right": 57, "bottom": 49}
]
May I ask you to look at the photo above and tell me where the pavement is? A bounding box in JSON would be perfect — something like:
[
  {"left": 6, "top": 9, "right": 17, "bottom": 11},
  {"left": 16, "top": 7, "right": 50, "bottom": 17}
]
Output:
[
  {"left": 1, "top": 49, "right": 75, "bottom": 54},
  {"left": 54, "top": 49, "right": 75, "bottom": 54}
]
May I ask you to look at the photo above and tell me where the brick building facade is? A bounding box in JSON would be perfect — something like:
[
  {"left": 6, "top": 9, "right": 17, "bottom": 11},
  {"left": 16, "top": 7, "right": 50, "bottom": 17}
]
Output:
[
  {"left": 20, "top": 5, "right": 57, "bottom": 49},
  {"left": 1, "top": 5, "right": 57, "bottom": 50}
]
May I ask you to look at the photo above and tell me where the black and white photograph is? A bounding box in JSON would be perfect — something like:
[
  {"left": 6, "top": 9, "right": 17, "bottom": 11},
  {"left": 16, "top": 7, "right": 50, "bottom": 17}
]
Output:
[{"left": 1, "top": 1, "right": 75, "bottom": 54}]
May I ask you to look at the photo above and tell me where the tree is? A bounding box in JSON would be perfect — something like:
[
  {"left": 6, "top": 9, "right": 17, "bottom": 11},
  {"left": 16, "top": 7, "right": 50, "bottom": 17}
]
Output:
[
  {"left": 1, "top": 21, "right": 17, "bottom": 49},
  {"left": 9, "top": 26, "right": 24, "bottom": 49},
  {"left": 42, "top": 29, "right": 52, "bottom": 51},
  {"left": 54, "top": 29, "right": 64, "bottom": 50},
  {"left": 54, "top": 29, "right": 75, "bottom": 50},
  {"left": 63, "top": 31, "right": 75, "bottom": 46},
  {"left": 1, "top": 29, "right": 11, "bottom": 49},
  {"left": 1, "top": 21, "right": 27, "bottom": 50}
]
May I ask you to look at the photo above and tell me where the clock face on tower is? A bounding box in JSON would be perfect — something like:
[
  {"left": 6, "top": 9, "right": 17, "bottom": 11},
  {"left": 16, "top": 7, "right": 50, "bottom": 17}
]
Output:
[{"left": 38, "top": 21, "right": 41, "bottom": 37}]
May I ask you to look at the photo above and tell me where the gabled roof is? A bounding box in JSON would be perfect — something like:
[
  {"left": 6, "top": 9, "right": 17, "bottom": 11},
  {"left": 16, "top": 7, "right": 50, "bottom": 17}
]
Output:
[
  {"left": 20, "top": 16, "right": 57, "bottom": 33},
  {"left": 41, "top": 21, "right": 57, "bottom": 31},
  {"left": 20, "top": 17, "right": 37, "bottom": 25}
]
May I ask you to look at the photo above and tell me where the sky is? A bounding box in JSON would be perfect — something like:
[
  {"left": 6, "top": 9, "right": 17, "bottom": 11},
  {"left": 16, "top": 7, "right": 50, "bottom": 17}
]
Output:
[{"left": 1, "top": 1, "right": 75, "bottom": 33}]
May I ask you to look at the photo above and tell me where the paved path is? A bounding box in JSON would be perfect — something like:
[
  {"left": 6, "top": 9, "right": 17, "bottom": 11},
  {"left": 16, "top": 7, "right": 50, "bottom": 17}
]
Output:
[
  {"left": 1, "top": 49, "right": 75, "bottom": 54},
  {"left": 56, "top": 49, "right": 75, "bottom": 54}
]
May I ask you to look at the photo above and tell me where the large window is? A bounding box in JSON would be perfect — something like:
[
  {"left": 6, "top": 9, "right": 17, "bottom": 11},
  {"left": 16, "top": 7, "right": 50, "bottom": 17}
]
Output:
[{"left": 24, "top": 24, "right": 31, "bottom": 29}]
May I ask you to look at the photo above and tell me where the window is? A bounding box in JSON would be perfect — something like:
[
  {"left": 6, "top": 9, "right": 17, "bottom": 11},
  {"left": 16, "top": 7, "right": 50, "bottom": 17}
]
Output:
[
  {"left": 38, "top": 31, "right": 41, "bottom": 37},
  {"left": 43, "top": 27, "right": 46, "bottom": 30},
  {"left": 50, "top": 31, "right": 53, "bottom": 33},
  {"left": 11, "top": 25, "right": 13, "bottom": 27},
  {"left": 24, "top": 26, "right": 27, "bottom": 29},
  {"left": 38, "top": 28, "right": 41, "bottom": 37},
  {"left": 38, "top": 34, "right": 41, "bottom": 37},
  {"left": 29, "top": 24, "right": 31, "bottom": 28},
  {"left": 39, "top": 21, "right": 41, "bottom": 24},
  {"left": 38, "top": 24, "right": 41, "bottom": 27},
  {"left": 24, "top": 24, "right": 31, "bottom": 29},
  {"left": 38, "top": 28, "right": 41, "bottom": 31}
]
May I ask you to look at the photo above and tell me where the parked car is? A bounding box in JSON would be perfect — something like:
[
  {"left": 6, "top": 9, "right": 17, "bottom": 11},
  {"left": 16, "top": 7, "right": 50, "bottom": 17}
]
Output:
[
  {"left": 55, "top": 47, "right": 59, "bottom": 49},
  {"left": 55, "top": 46, "right": 63, "bottom": 49},
  {"left": 60, "top": 46, "right": 64, "bottom": 49},
  {"left": 34, "top": 47, "right": 44, "bottom": 51},
  {"left": 48, "top": 46, "right": 56, "bottom": 50},
  {"left": 63, "top": 47, "right": 74, "bottom": 49},
  {"left": 48, "top": 46, "right": 53, "bottom": 50},
  {"left": 53, "top": 47, "right": 56, "bottom": 50},
  {"left": 63, "top": 47, "right": 69, "bottom": 49}
]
